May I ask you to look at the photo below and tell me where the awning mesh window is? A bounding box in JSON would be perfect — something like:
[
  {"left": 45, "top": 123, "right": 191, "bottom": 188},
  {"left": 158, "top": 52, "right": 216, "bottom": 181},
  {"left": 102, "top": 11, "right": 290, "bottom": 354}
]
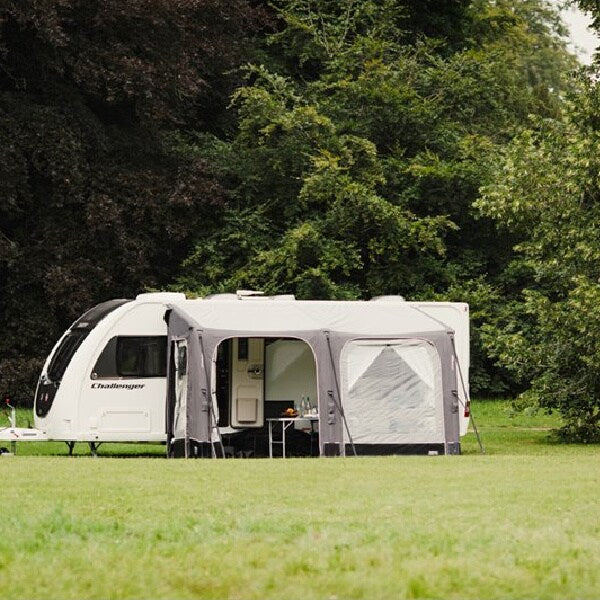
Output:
[{"left": 341, "top": 339, "right": 444, "bottom": 444}]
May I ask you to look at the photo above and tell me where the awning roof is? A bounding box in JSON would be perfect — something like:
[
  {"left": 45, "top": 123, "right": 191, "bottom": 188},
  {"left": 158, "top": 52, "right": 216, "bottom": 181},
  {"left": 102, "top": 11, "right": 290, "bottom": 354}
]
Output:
[{"left": 172, "top": 299, "right": 450, "bottom": 336}]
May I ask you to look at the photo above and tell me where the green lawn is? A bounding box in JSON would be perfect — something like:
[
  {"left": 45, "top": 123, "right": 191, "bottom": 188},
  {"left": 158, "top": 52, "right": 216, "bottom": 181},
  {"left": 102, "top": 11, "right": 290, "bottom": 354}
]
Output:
[{"left": 1, "top": 401, "right": 599, "bottom": 599}]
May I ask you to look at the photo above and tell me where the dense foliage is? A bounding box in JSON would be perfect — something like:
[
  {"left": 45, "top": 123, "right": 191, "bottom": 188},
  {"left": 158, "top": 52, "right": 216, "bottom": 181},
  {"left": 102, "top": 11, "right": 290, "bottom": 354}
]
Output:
[
  {"left": 477, "top": 76, "right": 600, "bottom": 441},
  {"left": 175, "top": 0, "right": 575, "bottom": 394},
  {"left": 3, "top": 0, "right": 600, "bottom": 442},
  {"left": 469, "top": 1, "right": 600, "bottom": 442},
  {"left": 0, "top": 0, "right": 266, "bottom": 399}
]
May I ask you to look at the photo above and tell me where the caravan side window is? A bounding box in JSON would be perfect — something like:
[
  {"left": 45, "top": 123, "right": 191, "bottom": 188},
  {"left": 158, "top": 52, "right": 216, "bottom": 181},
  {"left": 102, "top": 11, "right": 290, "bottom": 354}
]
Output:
[{"left": 92, "top": 336, "right": 167, "bottom": 379}]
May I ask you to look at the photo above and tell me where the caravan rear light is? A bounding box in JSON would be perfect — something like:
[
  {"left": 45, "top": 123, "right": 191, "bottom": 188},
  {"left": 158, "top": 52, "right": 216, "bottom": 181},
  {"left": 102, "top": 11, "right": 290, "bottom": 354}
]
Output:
[{"left": 464, "top": 401, "right": 471, "bottom": 418}]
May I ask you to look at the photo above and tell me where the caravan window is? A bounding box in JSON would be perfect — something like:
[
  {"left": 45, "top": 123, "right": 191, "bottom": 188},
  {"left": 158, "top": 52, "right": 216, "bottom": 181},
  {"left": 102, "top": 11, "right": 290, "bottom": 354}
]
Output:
[{"left": 92, "top": 336, "right": 167, "bottom": 379}]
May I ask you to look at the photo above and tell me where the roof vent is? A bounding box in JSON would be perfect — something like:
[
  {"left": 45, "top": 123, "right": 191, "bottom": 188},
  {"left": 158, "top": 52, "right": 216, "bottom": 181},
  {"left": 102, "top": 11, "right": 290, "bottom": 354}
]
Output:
[
  {"left": 135, "top": 292, "right": 186, "bottom": 303},
  {"left": 236, "top": 290, "right": 265, "bottom": 298},
  {"left": 371, "top": 295, "right": 406, "bottom": 302}
]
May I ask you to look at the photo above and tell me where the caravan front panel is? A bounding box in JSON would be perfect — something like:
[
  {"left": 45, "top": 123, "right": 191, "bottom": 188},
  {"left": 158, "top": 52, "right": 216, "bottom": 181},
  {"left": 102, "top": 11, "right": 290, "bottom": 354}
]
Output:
[{"left": 35, "top": 300, "right": 169, "bottom": 442}]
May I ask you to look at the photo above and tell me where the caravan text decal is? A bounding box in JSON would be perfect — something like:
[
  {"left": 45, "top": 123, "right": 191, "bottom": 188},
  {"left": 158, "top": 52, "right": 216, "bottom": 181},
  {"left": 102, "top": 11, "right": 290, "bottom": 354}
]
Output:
[{"left": 90, "top": 383, "right": 146, "bottom": 390}]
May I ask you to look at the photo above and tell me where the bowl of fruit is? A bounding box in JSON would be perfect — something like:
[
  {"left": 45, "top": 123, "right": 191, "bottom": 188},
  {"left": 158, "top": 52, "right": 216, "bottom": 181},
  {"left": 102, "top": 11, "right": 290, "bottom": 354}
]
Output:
[{"left": 281, "top": 407, "right": 298, "bottom": 418}]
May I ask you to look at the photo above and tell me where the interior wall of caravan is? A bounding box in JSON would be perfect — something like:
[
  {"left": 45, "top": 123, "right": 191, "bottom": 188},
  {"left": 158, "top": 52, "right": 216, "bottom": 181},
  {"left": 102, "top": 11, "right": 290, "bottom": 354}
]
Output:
[{"left": 265, "top": 339, "right": 318, "bottom": 410}]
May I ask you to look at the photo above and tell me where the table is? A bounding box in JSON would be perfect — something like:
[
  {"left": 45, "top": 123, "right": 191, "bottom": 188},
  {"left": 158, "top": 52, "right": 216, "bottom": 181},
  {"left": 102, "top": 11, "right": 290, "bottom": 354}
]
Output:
[{"left": 267, "top": 416, "right": 319, "bottom": 458}]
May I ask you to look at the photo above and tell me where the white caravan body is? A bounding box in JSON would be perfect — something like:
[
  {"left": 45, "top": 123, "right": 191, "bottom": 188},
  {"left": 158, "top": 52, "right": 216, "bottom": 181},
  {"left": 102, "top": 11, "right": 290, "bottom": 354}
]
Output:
[{"left": 31, "top": 293, "right": 470, "bottom": 443}]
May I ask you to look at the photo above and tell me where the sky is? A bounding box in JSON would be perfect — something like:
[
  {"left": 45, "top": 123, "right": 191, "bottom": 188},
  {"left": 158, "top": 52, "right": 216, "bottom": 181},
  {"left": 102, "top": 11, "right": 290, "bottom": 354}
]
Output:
[{"left": 556, "top": 1, "right": 599, "bottom": 64}]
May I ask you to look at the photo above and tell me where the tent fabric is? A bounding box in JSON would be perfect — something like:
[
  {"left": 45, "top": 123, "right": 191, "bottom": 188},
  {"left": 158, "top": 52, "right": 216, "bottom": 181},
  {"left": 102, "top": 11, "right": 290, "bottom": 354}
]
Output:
[{"left": 164, "top": 300, "right": 461, "bottom": 457}]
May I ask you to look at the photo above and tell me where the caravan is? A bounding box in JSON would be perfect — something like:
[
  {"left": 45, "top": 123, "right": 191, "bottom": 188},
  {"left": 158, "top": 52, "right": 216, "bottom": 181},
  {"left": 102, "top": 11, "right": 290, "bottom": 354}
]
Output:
[{"left": 4, "top": 292, "right": 470, "bottom": 457}]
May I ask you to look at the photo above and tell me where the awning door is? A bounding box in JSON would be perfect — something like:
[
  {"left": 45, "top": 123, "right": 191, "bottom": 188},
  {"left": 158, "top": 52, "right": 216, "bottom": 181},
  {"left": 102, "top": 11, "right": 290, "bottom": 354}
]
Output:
[{"left": 340, "top": 339, "right": 445, "bottom": 444}]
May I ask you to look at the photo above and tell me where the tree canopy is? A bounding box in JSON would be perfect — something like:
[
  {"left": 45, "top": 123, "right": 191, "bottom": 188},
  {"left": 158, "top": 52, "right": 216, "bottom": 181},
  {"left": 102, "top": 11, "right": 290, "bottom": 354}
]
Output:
[
  {"left": 477, "top": 73, "right": 600, "bottom": 441},
  {"left": 0, "top": 0, "right": 267, "bottom": 398},
  {"left": 174, "top": 0, "right": 576, "bottom": 393}
]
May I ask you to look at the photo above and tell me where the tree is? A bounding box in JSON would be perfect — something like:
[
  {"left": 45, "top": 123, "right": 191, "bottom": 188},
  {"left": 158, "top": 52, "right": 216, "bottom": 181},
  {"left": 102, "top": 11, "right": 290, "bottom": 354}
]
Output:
[
  {"left": 0, "top": 0, "right": 267, "bottom": 404},
  {"left": 176, "top": 0, "right": 576, "bottom": 394},
  {"left": 477, "top": 74, "right": 600, "bottom": 441}
]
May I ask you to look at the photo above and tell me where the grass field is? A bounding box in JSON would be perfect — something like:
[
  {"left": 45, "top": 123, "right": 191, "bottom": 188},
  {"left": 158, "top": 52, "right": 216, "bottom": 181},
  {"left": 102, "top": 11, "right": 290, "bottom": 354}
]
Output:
[{"left": 1, "top": 400, "right": 599, "bottom": 599}]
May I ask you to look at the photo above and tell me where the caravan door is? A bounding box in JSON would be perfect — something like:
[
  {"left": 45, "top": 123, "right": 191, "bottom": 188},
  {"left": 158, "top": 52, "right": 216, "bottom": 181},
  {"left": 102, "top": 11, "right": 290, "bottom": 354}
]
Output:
[{"left": 230, "top": 338, "right": 264, "bottom": 428}]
